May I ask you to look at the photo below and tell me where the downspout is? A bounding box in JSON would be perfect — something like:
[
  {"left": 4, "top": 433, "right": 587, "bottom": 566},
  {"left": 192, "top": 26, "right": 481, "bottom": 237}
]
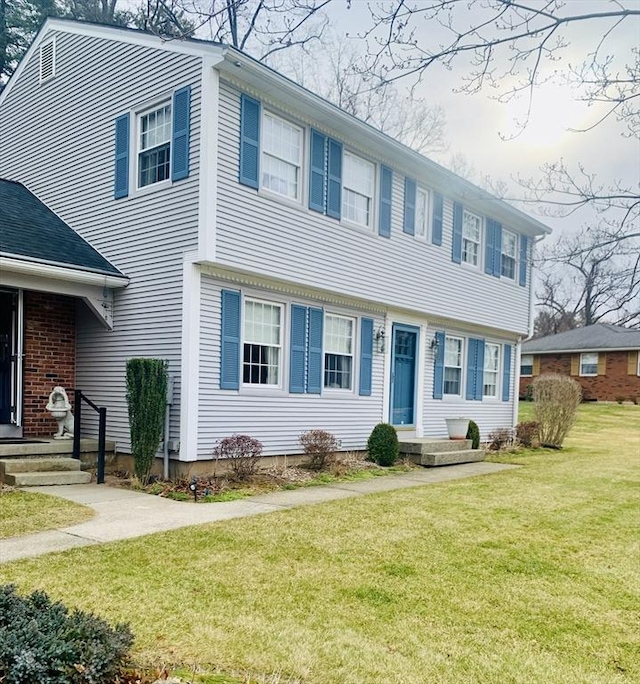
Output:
[{"left": 164, "top": 375, "right": 175, "bottom": 480}]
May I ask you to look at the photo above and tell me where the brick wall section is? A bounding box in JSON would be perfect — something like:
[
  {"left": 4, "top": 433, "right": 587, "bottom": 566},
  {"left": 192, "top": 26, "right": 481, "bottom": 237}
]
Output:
[
  {"left": 519, "top": 352, "right": 640, "bottom": 402},
  {"left": 23, "top": 292, "right": 76, "bottom": 435}
]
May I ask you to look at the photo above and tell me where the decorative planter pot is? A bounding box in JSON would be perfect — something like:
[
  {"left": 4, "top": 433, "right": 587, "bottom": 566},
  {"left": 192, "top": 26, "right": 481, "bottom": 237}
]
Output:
[{"left": 445, "top": 417, "right": 470, "bottom": 440}]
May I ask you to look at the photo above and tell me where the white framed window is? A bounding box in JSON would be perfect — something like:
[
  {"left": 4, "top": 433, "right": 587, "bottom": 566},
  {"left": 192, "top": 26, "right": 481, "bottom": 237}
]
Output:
[
  {"left": 520, "top": 354, "right": 534, "bottom": 376},
  {"left": 342, "top": 151, "right": 375, "bottom": 228},
  {"left": 501, "top": 230, "right": 517, "bottom": 280},
  {"left": 580, "top": 352, "right": 598, "bottom": 376},
  {"left": 324, "top": 314, "right": 355, "bottom": 390},
  {"left": 444, "top": 336, "right": 463, "bottom": 395},
  {"left": 137, "top": 102, "right": 172, "bottom": 188},
  {"left": 261, "top": 111, "right": 303, "bottom": 201},
  {"left": 39, "top": 39, "right": 56, "bottom": 83},
  {"left": 414, "top": 187, "right": 430, "bottom": 240},
  {"left": 484, "top": 343, "right": 500, "bottom": 398},
  {"left": 242, "top": 298, "right": 283, "bottom": 386},
  {"left": 462, "top": 210, "right": 482, "bottom": 266}
]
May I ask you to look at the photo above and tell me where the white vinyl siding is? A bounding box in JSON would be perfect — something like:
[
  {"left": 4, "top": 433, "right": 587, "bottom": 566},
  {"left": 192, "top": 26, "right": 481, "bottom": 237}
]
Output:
[
  {"left": 261, "top": 111, "right": 302, "bottom": 201},
  {"left": 324, "top": 314, "right": 354, "bottom": 390},
  {"left": 484, "top": 343, "right": 500, "bottom": 397},
  {"left": 501, "top": 230, "right": 517, "bottom": 280},
  {"left": 580, "top": 352, "right": 598, "bottom": 376},
  {"left": 444, "top": 336, "right": 463, "bottom": 395},
  {"left": 243, "top": 298, "right": 283, "bottom": 386},
  {"left": 520, "top": 354, "right": 533, "bottom": 376},
  {"left": 462, "top": 210, "right": 481, "bottom": 266},
  {"left": 342, "top": 151, "right": 375, "bottom": 228},
  {"left": 137, "top": 101, "right": 172, "bottom": 188}
]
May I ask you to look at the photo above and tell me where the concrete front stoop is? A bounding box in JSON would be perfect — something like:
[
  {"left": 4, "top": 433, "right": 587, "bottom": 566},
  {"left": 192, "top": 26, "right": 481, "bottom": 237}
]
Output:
[
  {"left": 398, "top": 437, "right": 486, "bottom": 467},
  {"left": 0, "top": 457, "right": 92, "bottom": 486}
]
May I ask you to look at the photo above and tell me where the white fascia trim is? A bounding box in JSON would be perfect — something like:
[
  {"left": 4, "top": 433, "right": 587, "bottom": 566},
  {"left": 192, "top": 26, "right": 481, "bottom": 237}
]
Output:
[
  {"left": 0, "top": 256, "right": 129, "bottom": 288},
  {"left": 0, "top": 18, "right": 225, "bottom": 104},
  {"left": 179, "top": 253, "right": 201, "bottom": 462},
  {"left": 197, "top": 57, "right": 220, "bottom": 262}
]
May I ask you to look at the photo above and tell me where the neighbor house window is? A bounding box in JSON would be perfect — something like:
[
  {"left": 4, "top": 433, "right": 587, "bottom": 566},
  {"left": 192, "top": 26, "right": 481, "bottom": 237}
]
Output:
[
  {"left": 462, "top": 210, "right": 481, "bottom": 266},
  {"left": 444, "top": 336, "right": 463, "bottom": 395},
  {"left": 324, "top": 314, "right": 354, "bottom": 390},
  {"left": 580, "top": 352, "right": 598, "bottom": 376},
  {"left": 243, "top": 299, "right": 282, "bottom": 386},
  {"left": 414, "top": 187, "right": 430, "bottom": 240},
  {"left": 261, "top": 112, "right": 302, "bottom": 200},
  {"left": 138, "top": 102, "right": 172, "bottom": 188},
  {"left": 484, "top": 343, "right": 500, "bottom": 398},
  {"left": 501, "top": 230, "right": 517, "bottom": 280},
  {"left": 342, "top": 151, "right": 375, "bottom": 228},
  {"left": 520, "top": 354, "right": 533, "bottom": 376}
]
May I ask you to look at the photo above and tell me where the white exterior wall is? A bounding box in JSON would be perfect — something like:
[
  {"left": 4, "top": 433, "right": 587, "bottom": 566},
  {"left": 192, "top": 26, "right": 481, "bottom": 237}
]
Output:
[{"left": 0, "top": 29, "right": 203, "bottom": 449}]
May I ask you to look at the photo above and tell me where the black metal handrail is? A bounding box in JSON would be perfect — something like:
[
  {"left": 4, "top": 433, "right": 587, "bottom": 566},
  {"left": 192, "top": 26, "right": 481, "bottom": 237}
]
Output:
[{"left": 72, "top": 389, "right": 107, "bottom": 484}]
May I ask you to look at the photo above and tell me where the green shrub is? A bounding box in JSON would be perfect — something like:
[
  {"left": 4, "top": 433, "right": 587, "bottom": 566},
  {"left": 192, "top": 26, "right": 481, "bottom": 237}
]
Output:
[
  {"left": 213, "top": 434, "right": 263, "bottom": 480},
  {"left": 299, "top": 429, "right": 341, "bottom": 470},
  {"left": 533, "top": 374, "right": 582, "bottom": 448},
  {"left": 0, "top": 584, "right": 132, "bottom": 684},
  {"left": 367, "top": 423, "right": 399, "bottom": 467},
  {"left": 466, "top": 420, "right": 480, "bottom": 449},
  {"left": 126, "top": 358, "right": 168, "bottom": 485}
]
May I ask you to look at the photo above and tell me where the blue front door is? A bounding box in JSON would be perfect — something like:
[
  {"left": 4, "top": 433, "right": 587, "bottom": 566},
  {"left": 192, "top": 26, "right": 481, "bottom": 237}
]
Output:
[{"left": 391, "top": 324, "right": 419, "bottom": 426}]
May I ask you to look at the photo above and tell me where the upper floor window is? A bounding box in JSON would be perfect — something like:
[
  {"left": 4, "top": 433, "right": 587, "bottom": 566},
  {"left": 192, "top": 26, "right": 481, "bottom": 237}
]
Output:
[
  {"left": 343, "top": 151, "right": 375, "bottom": 228},
  {"left": 261, "top": 112, "right": 302, "bottom": 201},
  {"left": 462, "top": 210, "right": 481, "bottom": 266},
  {"left": 580, "top": 352, "right": 598, "bottom": 376},
  {"left": 520, "top": 354, "right": 533, "bottom": 376},
  {"left": 414, "top": 187, "right": 430, "bottom": 240},
  {"left": 243, "top": 299, "right": 283, "bottom": 386},
  {"left": 444, "top": 336, "right": 463, "bottom": 395},
  {"left": 484, "top": 343, "right": 500, "bottom": 397},
  {"left": 138, "top": 102, "right": 172, "bottom": 188},
  {"left": 501, "top": 230, "right": 517, "bottom": 280},
  {"left": 324, "top": 314, "right": 354, "bottom": 390}
]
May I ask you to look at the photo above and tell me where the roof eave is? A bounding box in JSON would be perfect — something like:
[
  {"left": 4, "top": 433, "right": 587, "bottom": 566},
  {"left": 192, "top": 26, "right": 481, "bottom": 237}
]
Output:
[{"left": 523, "top": 347, "right": 640, "bottom": 354}]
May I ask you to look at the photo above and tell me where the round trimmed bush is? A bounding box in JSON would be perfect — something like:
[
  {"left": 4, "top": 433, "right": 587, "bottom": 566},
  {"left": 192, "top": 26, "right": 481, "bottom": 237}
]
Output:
[
  {"left": 367, "top": 423, "right": 399, "bottom": 466},
  {"left": 466, "top": 419, "right": 480, "bottom": 449}
]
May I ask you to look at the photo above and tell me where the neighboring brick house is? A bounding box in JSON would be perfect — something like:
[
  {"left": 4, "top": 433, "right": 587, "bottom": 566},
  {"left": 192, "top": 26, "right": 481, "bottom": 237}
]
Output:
[{"left": 519, "top": 324, "right": 640, "bottom": 402}]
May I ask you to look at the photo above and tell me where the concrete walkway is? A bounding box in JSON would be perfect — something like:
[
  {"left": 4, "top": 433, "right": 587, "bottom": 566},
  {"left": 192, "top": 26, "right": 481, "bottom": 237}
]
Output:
[{"left": 1, "top": 461, "right": 516, "bottom": 563}]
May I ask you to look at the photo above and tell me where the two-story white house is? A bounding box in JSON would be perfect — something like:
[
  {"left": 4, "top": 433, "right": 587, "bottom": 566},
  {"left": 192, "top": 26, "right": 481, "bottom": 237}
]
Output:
[{"left": 0, "top": 19, "right": 550, "bottom": 468}]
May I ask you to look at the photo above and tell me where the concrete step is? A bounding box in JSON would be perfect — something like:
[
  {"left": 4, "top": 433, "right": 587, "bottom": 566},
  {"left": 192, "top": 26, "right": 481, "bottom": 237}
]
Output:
[
  {"left": 418, "top": 449, "right": 486, "bottom": 467},
  {"left": 399, "top": 438, "right": 472, "bottom": 455},
  {"left": 3, "top": 470, "right": 92, "bottom": 486},
  {"left": 0, "top": 457, "right": 83, "bottom": 475}
]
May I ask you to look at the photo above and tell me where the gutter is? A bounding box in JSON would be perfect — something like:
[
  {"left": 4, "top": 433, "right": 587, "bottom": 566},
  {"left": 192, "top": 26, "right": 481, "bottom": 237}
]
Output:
[
  {"left": 526, "top": 235, "right": 548, "bottom": 341},
  {"left": 0, "top": 256, "right": 129, "bottom": 288}
]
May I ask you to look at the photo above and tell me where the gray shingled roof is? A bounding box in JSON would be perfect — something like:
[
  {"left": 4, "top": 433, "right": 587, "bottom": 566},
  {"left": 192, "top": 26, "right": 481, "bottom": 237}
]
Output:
[
  {"left": 522, "top": 323, "right": 640, "bottom": 353},
  {"left": 0, "top": 178, "right": 124, "bottom": 277}
]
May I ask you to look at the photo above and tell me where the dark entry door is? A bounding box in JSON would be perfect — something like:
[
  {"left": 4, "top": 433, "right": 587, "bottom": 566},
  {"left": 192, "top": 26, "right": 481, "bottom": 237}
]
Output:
[
  {"left": 0, "top": 291, "right": 17, "bottom": 424},
  {"left": 390, "top": 324, "right": 419, "bottom": 426}
]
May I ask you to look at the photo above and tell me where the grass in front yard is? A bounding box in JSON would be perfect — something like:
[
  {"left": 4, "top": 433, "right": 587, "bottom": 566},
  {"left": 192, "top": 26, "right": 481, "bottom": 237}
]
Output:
[
  {"left": 1, "top": 405, "right": 639, "bottom": 683},
  {"left": 0, "top": 489, "right": 93, "bottom": 539}
]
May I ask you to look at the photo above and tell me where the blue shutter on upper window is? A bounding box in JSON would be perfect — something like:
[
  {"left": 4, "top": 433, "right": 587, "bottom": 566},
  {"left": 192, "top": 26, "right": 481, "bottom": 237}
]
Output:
[
  {"left": 220, "top": 289, "right": 241, "bottom": 390},
  {"left": 379, "top": 165, "right": 392, "bottom": 238},
  {"left": 171, "top": 85, "right": 191, "bottom": 181},
  {"left": 432, "top": 331, "right": 445, "bottom": 400},
  {"left": 502, "top": 344, "right": 512, "bottom": 401},
  {"left": 519, "top": 235, "right": 529, "bottom": 286},
  {"left": 239, "top": 94, "right": 260, "bottom": 188},
  {"left": 452, "top": 202, "right": 463, "bottom": 263},
  {"left": 309, "top": 129, "right": 326, "bottom": 213},
  {"left": 403, "top": 177, "right": 416, "bottom": 235},
  {"left": 359, "top": 318, "right": 374, "bottom": 396},
  {"left": 114, "top": 113, "right": 130, "bottom": 199},
  {"left": 290, "top": 305, "right": 307, "bottom": 394},
  {"left": 493, "top": 222, "right": 503, "bottom": 277},
  {"left": 485, "top": 220, "right": 496, "bottom": 275},
  {"left": 432, "top": 192, "right": 443, "bottom": 245},
  {"left": 327, "top": 138, "right": 342, "bottom": 219},
  {"left": 307, "top": 307, "right": 324, "bottom": 394}
]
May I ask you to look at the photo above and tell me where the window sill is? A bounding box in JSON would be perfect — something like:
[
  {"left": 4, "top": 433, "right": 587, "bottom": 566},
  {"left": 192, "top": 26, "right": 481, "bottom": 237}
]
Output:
[
  {"left": 131, "top": 178, "right": 172, "bottom": 198},
  {"left": 258, "top": 187, "right": 304, "bottom": 211},
  {"left": 340, "top": 218, "right": 374, "bottom": 235}
]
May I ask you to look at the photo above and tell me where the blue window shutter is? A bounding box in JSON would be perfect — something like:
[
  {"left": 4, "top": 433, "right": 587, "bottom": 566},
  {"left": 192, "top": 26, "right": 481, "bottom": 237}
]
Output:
[
  {"left": 403, "top": 177, "right": 416, "bottom": 235},
  {"left": 519, "top": 235, "right": 529, "bottom": 286},
  {"left": 327, "top": 138, "right": 342, "bottom": 219},
  {"left": 220, "top": 289, "right": 241, "bottom": 390},
  {"left": 307, "top": 307, "right": 323, "bottom": 394},
  {"left": 239, "top": 94, "right": 260, "bottom": 188},
  {"left": 493, "top": 222, "right": 503, "bottom": 277},
  {"left": 171, "top": 85, "right": 191, "bottom": 181},
  {"left": 432, "top": 192, "right": 443, "bottom": 245},
  {"left": 114, "top": 113, "right": 129, "bottom": 199},
  {"left": 466, "top": 338, "right": 478, "bottom": 400},
  {"left": 475, "top": 340, "right": 485, "bottom": 400},
  {"left": 289, "top": 305, "right": 307, "bottom": 394},
  {"left": 433, "top": 331, "right": 445, "bottom": 399},
  {"left": 379, "top": 165, "right": 392, "bottom": 238},
  {"left": 309, "top": 129, "right": 326, "bottom": 213},
  {"left": 359, "top": 318, "right": 374, "bottom": 396},
  {"left": 485, "top": 219, "right": 495, "bottom": 275},
  {"left": 452, "top": 202, "right": 463, "bottom": 263},
  {"left": 502, "top": 344, "right": 512, "bottom": 401}
]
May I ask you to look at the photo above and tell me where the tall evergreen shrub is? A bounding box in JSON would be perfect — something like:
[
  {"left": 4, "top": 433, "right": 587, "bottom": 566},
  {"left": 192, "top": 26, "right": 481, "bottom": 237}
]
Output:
[
  {"left": 126, "top": 358, "right": 167, "bottom": 484},
  {"left": 367, "top": 423, "right": 399, "bottom": 466}
]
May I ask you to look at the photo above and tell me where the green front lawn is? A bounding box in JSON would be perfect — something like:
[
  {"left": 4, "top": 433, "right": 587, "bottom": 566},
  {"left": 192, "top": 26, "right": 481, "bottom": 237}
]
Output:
[{"left": 1, "top": 404, "right": 638, "bottom": 683}]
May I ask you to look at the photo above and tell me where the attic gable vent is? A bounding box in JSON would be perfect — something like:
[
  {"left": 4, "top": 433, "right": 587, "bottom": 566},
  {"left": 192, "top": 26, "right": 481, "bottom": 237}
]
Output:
[{"left": 39, "top": 39, "right": 56, "bottom": 83}]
